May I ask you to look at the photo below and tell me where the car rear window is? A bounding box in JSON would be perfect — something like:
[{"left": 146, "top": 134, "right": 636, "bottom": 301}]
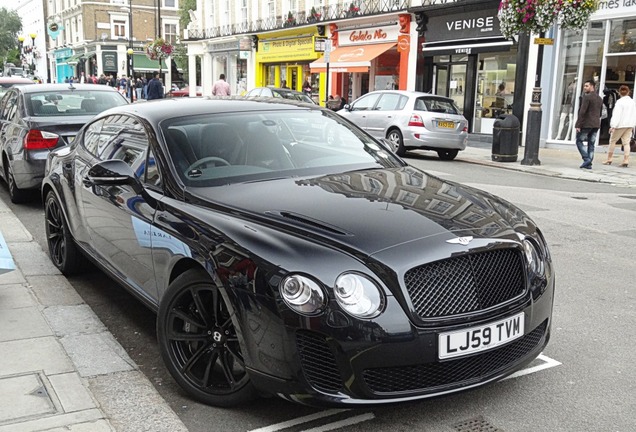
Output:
[
  {"left": 26, "top": 90, "right": 128, "bottom": 116},
  {"left": 415, "top": 97, "right": 459, "bottom": 115}
]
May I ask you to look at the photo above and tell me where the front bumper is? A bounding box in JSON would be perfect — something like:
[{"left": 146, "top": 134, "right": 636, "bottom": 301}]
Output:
[{"left": 247, "top": 275, "right": 554, "bottom": 407}]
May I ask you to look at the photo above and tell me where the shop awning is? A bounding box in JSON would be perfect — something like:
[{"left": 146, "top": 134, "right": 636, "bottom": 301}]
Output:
[
  {"left": 63, "top": 54, "right": 84, "bottom": 65},
  {"left": 310, "top": 43, "right": 396, "bottom": 73},
  {"left": 132, "top": 54, "right": 168, "bottom": 72}
]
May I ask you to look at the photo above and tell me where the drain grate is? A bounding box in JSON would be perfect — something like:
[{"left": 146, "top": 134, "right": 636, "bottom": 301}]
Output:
[
  {"left": 452, "top": 415, "right": 504, "bottom": 432},
  {"left": 571, "top": 196, "right": 588, "bottom": 200},
  {"left": 619, "top": 195, "right": 636, "bottom": 200}
]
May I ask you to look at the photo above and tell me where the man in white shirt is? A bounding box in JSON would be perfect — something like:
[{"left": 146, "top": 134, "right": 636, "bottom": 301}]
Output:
[{"left": 212, "top": 74, "right": 231, "bottom": 96}]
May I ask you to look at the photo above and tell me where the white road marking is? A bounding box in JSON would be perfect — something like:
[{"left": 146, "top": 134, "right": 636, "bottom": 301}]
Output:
[
  {"left": 301, "top": 413, "right": 376, "bottom": 432},
  {"left": 248, "top": 409, "right": 350, "bottom": 432},
  {"left": 503, "top": 353, "right": 562, "bottom": 380}
]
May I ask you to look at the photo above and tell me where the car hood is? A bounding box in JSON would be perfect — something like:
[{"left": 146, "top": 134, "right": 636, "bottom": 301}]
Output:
[{"left": 191, "top": 166, "right": 532, "bottom": 256}]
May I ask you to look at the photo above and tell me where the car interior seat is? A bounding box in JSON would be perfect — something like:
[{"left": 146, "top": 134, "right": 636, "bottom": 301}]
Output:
[
  {"left": 244, "top": 123, "right": 295, "bottom": 170},
  {"left": 81, "top": 99, "right": 97, "bottom": 113},
  {"left": 196, "top": 123, "right": 246, "bottom": 165},
  {"left": 165, "top": 128, "right": 198, "bottom": 175}
]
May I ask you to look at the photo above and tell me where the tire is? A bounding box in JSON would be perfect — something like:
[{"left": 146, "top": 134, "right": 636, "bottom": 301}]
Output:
[
  {"left": 5, "top": 162, "right": 28, "bottom": 204},
  {"left": 44, "top": 191, "right": 85, "bottom": 275},
  {"left": 437, "top": 149, "right": 459, "bottom": 161},
  {"left": 157, "top": 269, "right": 256, "bottom": 407},
  {"left": 387, "top": 129, "right": 405, "bottom": 156}
]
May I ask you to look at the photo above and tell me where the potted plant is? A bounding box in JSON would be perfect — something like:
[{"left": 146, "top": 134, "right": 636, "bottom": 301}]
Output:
[
  {"left": 285, "top": 11, "right": 296, "bottom": 27},
  {"left": 308, "top": 6, "right": 322, "bottom": 23},
  {"left": 145, "top": 37, "right": 173, "bottom": 74},
  {"left": 348, "top": 2, "right": 360, "bottom": 16},
  {"left": 497, "top": 0, "right": 597, "bottom": 39}
]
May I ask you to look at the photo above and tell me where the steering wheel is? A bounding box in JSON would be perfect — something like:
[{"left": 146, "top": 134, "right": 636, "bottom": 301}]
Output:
[{"left": 186, "top": 156, "right": 231, "bottom": 173}]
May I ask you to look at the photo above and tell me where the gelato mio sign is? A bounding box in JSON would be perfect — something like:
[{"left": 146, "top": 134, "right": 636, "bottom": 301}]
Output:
[{"left": 338, "top": 26, "right": 399, "bottom": 46}]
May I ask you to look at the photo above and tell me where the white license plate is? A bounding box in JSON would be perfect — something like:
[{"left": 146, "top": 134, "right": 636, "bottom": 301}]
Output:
[{"left": 438, "top": 312, "right": 525, "bottom": 360}]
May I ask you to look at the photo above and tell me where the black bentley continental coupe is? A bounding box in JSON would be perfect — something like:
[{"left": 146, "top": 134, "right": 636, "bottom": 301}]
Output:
[{"left": 42, "top": 97, "right": 554, "bottom": 407}]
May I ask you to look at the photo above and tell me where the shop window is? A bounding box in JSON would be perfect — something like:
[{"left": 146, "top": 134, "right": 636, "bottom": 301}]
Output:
[
  {"left": 474, "top": 49, "right": 517, "bottom": 134},
  {"left": 552, "top": 29, "right": 585, "bottom": 141}
]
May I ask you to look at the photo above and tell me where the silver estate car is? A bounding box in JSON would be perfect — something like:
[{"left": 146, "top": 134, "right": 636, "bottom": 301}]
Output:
[{"left": 337, "top": 90, "right": 468, "bottom": 160}]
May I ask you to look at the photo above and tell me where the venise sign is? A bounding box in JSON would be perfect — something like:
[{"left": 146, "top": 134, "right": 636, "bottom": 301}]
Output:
[{"left": 425, "top": 8, "right": 502, "bottom": 43}]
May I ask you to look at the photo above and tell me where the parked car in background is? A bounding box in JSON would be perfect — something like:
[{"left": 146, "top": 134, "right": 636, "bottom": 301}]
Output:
[
  {"left": 0, "top": 83, "right": 129, "bottom": 203},
  {"left": 170, "top": 85, "right": 202, "bottom": 97},
  {"left": 0, "top": 76, "right": 35, "bottom": 98},
  {"left": 42, "top": 97, "right": 553, "bottom": 407},
  {"left": 245, "top": 86, "right": 316, "bottom": 104},
  {"left": 337, "top": 90, "right": 468, "bottom": 160}
]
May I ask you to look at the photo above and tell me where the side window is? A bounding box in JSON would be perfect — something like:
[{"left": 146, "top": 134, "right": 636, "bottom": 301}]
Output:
[
  {"left": 1, "top": 92, "right": 19, "bottom": 121},
  {"left": 375, "top": 93, "right": 402, "bottom": 111},
  {"left": 140, "top": 147, "right": 161, "bottom": 187},
  {"left": 82, "top": 119, "right": 105, "bottom": 156},
  {"left": 351, "top": 93, "right": 380, "bottom": 111}
]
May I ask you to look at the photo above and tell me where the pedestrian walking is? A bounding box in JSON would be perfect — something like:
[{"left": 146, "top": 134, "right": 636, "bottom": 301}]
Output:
[
  {"left": 575, "top": 80, "right": 604, "bottom": 169},
  {"left": 135, "top": 78, "right": 143, "bottom": 101},
  {"left": 603, "top": 85, "right": 636, "bottom": 167},
  {"left": 146, "top": 73, "right": 164, "bottom": 100},
  {"left": 212, "top": 74, "right": 231, "bottom": 96}
]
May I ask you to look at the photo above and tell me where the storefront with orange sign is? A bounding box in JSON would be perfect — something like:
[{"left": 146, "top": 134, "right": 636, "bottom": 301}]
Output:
[{"left": 309, "top": 15, "right": 411, "bottom": 106}]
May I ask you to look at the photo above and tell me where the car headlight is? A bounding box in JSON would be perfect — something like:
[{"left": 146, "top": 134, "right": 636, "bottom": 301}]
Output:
[
  {"left": 522, "top": 238, "right": 544, "bottom": 276},
  {"left": 334, "top": 273, "right": 385, "bottom": 319},
  {"left": 280, "top": 274, "right": 325, "bottom": 315}
]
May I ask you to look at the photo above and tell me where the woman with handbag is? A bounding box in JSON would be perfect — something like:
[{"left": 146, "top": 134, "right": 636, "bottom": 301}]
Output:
[{"left": 603, "top": 85, "right": 636, "bottom": 167}]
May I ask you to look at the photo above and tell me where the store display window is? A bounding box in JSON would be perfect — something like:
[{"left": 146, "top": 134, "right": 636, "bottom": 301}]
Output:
[{"left": 474, "top": 49, "right": 517, "bottom": 134}]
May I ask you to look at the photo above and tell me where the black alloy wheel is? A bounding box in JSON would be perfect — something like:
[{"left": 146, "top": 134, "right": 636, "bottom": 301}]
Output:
[
  {"left": 437, "top": 149, "right": 459, "bottom": 161},
  {"left": 387, "top": 129, "right": 405, "bottom": 156},
  {"left": 157, "top": 269, "right": 256, "bottom": 407},
  {"left": 44, "top": 191, "right": 84, "bottom": 274}
]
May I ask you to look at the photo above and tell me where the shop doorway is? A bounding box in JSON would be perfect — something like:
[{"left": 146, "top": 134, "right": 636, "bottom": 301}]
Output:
[
  {"left": 601, "top": 54, "right": 636, "bottom": 143},
  {"left": 435, "top": 63, "right": 467, "bottom": 114}
]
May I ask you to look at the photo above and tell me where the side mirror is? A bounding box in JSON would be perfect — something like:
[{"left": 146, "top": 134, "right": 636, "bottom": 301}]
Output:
[
  {"left": 86, "top": 159, "right": 143, "bottom": 194},
  {"left": 343, "top": 104, "right": 351, "bottom": 111}
]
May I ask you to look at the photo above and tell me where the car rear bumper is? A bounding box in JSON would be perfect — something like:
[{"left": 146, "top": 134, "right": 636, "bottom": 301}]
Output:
[
  {"left": 12, "top": 157, "right": 46, "bottom": 190},
  {"left": 403, "top": 128, "right": 468, "bottom": 151}
]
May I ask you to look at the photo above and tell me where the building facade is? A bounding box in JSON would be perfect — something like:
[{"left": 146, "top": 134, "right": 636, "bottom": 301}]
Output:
[
  {"left": 15, "top": 0, "right": 48, "bottom": 82},
  {"left": 45, "top": 0, "right": 179, "bottom": 84}
]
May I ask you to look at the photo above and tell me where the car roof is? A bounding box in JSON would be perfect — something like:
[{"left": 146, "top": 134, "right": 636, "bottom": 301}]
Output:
[
  {"left": 0, "top": 77, "right": 35, "bottom": 84},
  {"left": 98, "top": 96, "right": 324, "bottom": 122},
  {"left": 364, "top": 90, "right": 454, "bottom": 100},
  {"left": 15, "top": 83, "right": 121, "bottom": 94}
]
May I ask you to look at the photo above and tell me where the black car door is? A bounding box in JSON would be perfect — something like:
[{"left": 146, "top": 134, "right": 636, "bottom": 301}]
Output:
[{"left": 80, "top": 114, "right": 160, "bottom": 303}]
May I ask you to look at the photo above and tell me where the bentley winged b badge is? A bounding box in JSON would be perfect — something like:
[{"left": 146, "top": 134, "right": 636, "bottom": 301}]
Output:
[{"left": 446, "top": 236, "right": 474, "bottom": 246}]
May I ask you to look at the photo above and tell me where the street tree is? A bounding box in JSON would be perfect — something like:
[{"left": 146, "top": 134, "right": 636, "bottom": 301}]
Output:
[{"left": 0, "top": 7, "right": 23, "bottom": 65}]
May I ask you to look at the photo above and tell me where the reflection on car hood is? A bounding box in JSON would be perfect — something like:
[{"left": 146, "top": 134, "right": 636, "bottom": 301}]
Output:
[{"left": 193, "top": 166, "right": 531, "bottom": 255}]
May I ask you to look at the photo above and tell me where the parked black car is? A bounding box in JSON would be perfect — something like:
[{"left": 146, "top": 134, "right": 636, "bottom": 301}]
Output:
[
  {"left": 0, "top": 83, "right": 128, "bottom": 202},
  {"left": 245, "top": 86, "right": 316, "bottom": 104},
  {"left": 42, "top": 98, "right": 554, "bottom": 407}
]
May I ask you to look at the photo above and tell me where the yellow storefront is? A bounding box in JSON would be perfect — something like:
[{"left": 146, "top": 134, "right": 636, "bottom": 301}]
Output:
[{"left": 255, "top": 27, "right": 325, "bottom": 104}]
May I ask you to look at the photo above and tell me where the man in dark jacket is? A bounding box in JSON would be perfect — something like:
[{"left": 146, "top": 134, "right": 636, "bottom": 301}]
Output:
[
  {"left": 575, "top": 80, "right": 604, "bottom": 169},
  {"left": 146, "top": 73, "right": 164, "bottom": 100}
]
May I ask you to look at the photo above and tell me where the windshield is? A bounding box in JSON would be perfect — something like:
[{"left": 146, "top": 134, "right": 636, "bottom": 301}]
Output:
[
  {"left": 26, "top": 90, "right": 128, "bottom": 116},
  {"left": 161, "top": 109, "right": 403, "bottom": 187}
]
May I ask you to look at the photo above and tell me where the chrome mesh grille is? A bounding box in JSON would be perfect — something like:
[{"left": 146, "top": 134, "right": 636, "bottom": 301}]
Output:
[
  {"left": 405, "top": 249, "right": 525, "bottom": 319},
  {"left": 296, "top": 331, "right": 342, "bottom": 393},
  {"left": 362, "top": 320, "right": 547, "bottom": 394}
]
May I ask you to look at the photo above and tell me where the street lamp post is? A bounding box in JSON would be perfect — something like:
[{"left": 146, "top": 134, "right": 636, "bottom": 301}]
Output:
[
  {"left": 29, "top": 33, "right": 37, "bottom": 75},
  {"left": 127, "top": 0, "right": 134, "bottom": 102},
  {"left": 17, "top": 35, "right": 25, "bottom": 74}
]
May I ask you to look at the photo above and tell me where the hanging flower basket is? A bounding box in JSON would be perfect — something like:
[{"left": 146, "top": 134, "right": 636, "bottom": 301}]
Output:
[
  {"left": 497, "top": 0, "right": 598, "bottom": 39},
  {"left": 145, "top": 38, "right": 174, "bottom": 61}
]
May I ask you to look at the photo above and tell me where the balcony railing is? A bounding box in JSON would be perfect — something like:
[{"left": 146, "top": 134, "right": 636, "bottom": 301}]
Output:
[{"left": 185, "top": 0, "right": 409, "bottom": 41}]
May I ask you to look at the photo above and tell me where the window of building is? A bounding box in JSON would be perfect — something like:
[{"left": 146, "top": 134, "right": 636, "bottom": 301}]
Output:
[
  {"left": 223, "top": 0, "right": 231, "bottom": 25},
  {"left": 164, "top": 23, "right": 177, "bottom": 45},
  {"left": 164, "top": 0, "right": 176, "bottom": 8},
  {"left": 208, "top": 1, "right": 216, "bottom": 27},
  {"left": 113, "top": 19, "right": 126, "bottom": 38},
  {"left": 267, "top": 0, "right": 275, "bottom": 17},
  {"left": 240, "top": 0, "right": 248, "bottom": 22}
]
